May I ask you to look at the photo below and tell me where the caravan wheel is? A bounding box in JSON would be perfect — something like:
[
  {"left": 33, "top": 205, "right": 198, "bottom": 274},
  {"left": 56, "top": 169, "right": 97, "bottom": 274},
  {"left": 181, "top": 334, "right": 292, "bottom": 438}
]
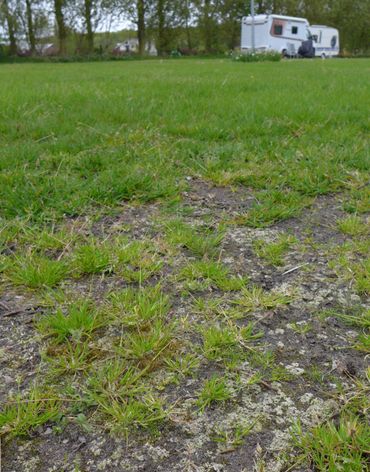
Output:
[{"left": 321, "top": 53, "right": 326, "bottom": 59}]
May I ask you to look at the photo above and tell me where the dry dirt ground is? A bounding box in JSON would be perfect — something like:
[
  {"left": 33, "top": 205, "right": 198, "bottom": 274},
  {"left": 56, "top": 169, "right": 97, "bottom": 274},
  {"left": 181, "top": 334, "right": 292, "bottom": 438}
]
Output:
[{"left": 1, "top": 179, "right": 369, "bottom": 472}]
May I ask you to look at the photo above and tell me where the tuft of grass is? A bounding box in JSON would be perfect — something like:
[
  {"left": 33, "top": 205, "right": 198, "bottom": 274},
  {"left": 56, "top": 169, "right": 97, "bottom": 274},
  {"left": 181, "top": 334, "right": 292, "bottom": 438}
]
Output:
[
  {"left": 73, "top": 241, "right": 113, "bottom": 275},
  {"left": 291, "top": 414, "right": 370, "bottom": 472},
  {"left": 37, "top": 300, "right": 103, "bottom": 344},
  {"left": 179, "top": 260, "right": 247, "bottom": 292},
  {"left": 253, "top": 234, "right": 297, "bottom": 266},
  {"left": 234, "top": 285, "right": 294, "bottom": 312},
  {"left": 343, "top": 186, "right": 370, "bottom": 214},
  {"left": 0, "top": 387, "right": 62, "bottom": 438},
  {"left": 119, "top": 319, "right": 176, "bottom": 366},
  {"left": 7, "top": 254, "right": 69, "bottom": 288},
  {"left": 116, "top": 240, "right": 163, "bottom": 282},
  {"left": 239, "top": 191, "right": 310, "bottom": 228},
  {"left": 43, "top": 340, "right": 96, "bottom": 377},
  {"left": 337, "top": 215, "right": 369, "bottom": 237},
  {"left": 108, "top": 284, "right": 171, "bottom": 328},
  {"left": 164, "top": 352, "right": 200, "bottom": 379},
  {"left": 165, "top": 220, "right": 224, "bottom": 258},
  {"left": 201, "top": 322, "right": 262, "bottom": 365},
  {"left": 197, "top": 376, "right": 232, "bottom": 412}
]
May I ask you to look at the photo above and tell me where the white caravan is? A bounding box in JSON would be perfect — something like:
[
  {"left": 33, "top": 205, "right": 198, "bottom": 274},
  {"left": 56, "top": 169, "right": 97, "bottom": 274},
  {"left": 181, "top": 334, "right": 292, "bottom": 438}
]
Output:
[
  {"left": 308, "top": 25, "right": 340, "bottom": 58},
  {"left": 241, "top": 14, "right": 310, "bottom": 56}
]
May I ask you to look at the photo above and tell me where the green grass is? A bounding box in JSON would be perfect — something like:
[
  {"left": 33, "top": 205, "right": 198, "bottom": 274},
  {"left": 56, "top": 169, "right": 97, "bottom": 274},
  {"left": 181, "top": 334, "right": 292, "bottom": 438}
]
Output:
[
  {"left": 37, "top": 300, "right": 103, "bottom": 343},
  {"left": 0, "top": 386, "right": 62, "bottom": 438},
  {"left": 7, "top": 254, "right": 69, "bottom": 288},
  {"left": 0, "top": 59, "right": 369, "bottom": 446},
  {"left": 179, "top": 260, "right": 247, "bottom": 292},
  {"left": 291, "top": 414, "right": 370, "bottom": 472},
  {"left": 197, "top": 376, "right": 232, "bottom": 412},
  {"left": 253, "top": 234, "right": 297, "bottom": 266},
  {"left": 0, "top": 60, "right": 368, "bottom": 224}
]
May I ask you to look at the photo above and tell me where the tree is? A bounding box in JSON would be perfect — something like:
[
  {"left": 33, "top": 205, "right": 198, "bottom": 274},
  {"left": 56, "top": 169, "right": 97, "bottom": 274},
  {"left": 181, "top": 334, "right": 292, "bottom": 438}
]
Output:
[
  {"left": 54, "top": 0, "right": 67, "bottom": 54},
  {"left": 1, "top": 0, "right": 18, "bottom": 55},
  {"left": 25, "top": 0, "right": 35, "bottom": 53}
]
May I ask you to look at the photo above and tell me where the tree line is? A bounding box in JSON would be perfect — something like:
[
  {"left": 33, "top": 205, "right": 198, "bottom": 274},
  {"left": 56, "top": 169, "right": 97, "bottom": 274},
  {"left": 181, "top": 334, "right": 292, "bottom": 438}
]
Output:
[{"left": 0, "top": 0, "right": 369, "bottom": 57}]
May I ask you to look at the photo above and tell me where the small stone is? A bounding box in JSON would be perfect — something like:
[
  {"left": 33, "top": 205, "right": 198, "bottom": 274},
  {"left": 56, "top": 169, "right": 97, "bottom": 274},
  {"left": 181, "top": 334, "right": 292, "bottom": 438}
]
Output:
[{"left": 44, "top": 427, "right": 53, "bottom": 435}]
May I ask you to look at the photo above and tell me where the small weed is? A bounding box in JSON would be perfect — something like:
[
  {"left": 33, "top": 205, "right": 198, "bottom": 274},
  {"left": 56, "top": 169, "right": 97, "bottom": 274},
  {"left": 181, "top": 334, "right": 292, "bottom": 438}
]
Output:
[
  {"left": 92, "top": 393, "right": 167, "bottom": 434},
  {"left": 289, "top": 321, "right": 312, "bottom": 335},
  {"left": 353, "top": 333, "right": 370, "bottom": 354},
  {"left": 116, "top": 240, "right": 163, "bottom": 282},
  {"left": 239, "top": 190, "right": 310, "bottom": 228},
  {"left": 343, "top": 186, "right": 370, "bottom": 214},
  {"left": 234, "top": 285, "right": 294, "bottom": 312},
  {"left": 197, "top": 376, "right": 232, "bottom": 412},
  {"left": 291, "top": 414, "right": 370, "bottom": 472},
  {"left": 253, "top": 234, "right": 297, "bottom": 266},
  {"left": 212, "top": 420, "right": 258, "bottom": 449}
]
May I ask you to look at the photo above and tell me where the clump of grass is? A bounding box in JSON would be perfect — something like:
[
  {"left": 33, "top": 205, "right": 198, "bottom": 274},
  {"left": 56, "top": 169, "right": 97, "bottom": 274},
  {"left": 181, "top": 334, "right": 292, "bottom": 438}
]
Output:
[
  {"left": 319, "top": 307, "right": 370, "bottom": 329},
  {"left": 337, "top": 215, "right": 368, "bottom": 237},
  {"left": 197, "top": 376, "right": 232, "bottom": 412},
  {"left": 84, "top": 358, "right": 167, "bottom": 433},
  {"left": 352, "top": 258, "right": 370, "bottom": 295},
  {"left": 108, "top": 284, "right": 171, "bottom": 327},
  {"left": 253, "top": 234, "right": 297, "bottom": 266},
  {"left": 291, "top": 414, "right": 370, "bottom": 472},
  {"left": 164, "top": 352, "right": 200, "bottom": 379},
  {"left": 43, "top": 340, "right": 96, "bottom": 377},
  {"left": 8, "top": 254, "right": 69, "bottom": 288},
  {"left": 73, "top": 241, "right": 113, "bottom": 275},
  {"left": 116, "top": 240, "right": 163, "bottom": 282},
  {"left": 239, "top": 190, "right": 310, "bottom": 228},
  {"left": 353, "top": 333, "right": 369, "bottom": 354},
  {"left": 179, "top": 260, "right": 247, "bottom": 292},
  {"left": 165, "top": 220, "right": 224, "bottom": 258},
  {"left": 212, "top": 420, "right": 259, "bottom": 449},
  {"left": 121, "top": 319, "right": 176, "bottom": 366},
  {"left": 343, "top": 186, "right": 370, "bottom": 214},
  {"left": 37, "top": 300, "right": 103, "bottom": 343},
  {"left": 201, "top": 322, "right": 262, "bottom": 366},
  {"left": 0, "top": 387, "right": 62, "bottom": 438},
  {"left": 234, "top": 285, "right": 294, "bottom": 312}
]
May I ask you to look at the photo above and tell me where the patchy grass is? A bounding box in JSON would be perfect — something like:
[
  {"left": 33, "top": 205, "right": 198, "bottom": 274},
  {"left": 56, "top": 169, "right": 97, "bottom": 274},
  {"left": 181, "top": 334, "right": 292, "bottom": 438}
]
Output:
[
  {"left": 291, "top": 414, "right": 370, "bottom": 472},
  {"left": 0, "top": 60, "right": 369, "bottom": 470},
  {"left": 179, "top": 260, "right": 247, "bottom": 292},
  {"left": 253, "top": 234, "right": 297, "bottom": 266},
  {"left": 234, "top": 285, "right": 294, "bottom": 312}
]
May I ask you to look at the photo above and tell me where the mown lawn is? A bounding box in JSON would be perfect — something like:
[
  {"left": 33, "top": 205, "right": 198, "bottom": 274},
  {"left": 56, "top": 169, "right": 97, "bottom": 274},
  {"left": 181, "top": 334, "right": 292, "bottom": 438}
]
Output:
[
  {"left": 0, "top": 59, "right": 368, "bottom": 221},
  {"left": 0, "top": 59, "right": 369, "bottom": 471}
]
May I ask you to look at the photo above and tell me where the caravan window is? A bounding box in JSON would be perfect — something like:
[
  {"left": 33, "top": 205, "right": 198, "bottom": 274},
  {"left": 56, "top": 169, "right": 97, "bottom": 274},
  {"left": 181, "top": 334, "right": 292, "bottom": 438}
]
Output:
[
  {"left": 331, "top": 35, "right": 337, "bottom": 48},
  {"left": 273, "top": 24, "right": 283, "bottom": 35},
  {"left": 292, "top": 26, "right": 298, "bottom": 34}
]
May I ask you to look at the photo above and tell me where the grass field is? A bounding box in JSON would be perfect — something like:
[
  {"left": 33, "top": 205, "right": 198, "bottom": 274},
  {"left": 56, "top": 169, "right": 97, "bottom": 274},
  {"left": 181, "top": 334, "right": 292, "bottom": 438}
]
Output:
[{"left": 0, "top": 59, "right": 369, "bottom": 471}]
